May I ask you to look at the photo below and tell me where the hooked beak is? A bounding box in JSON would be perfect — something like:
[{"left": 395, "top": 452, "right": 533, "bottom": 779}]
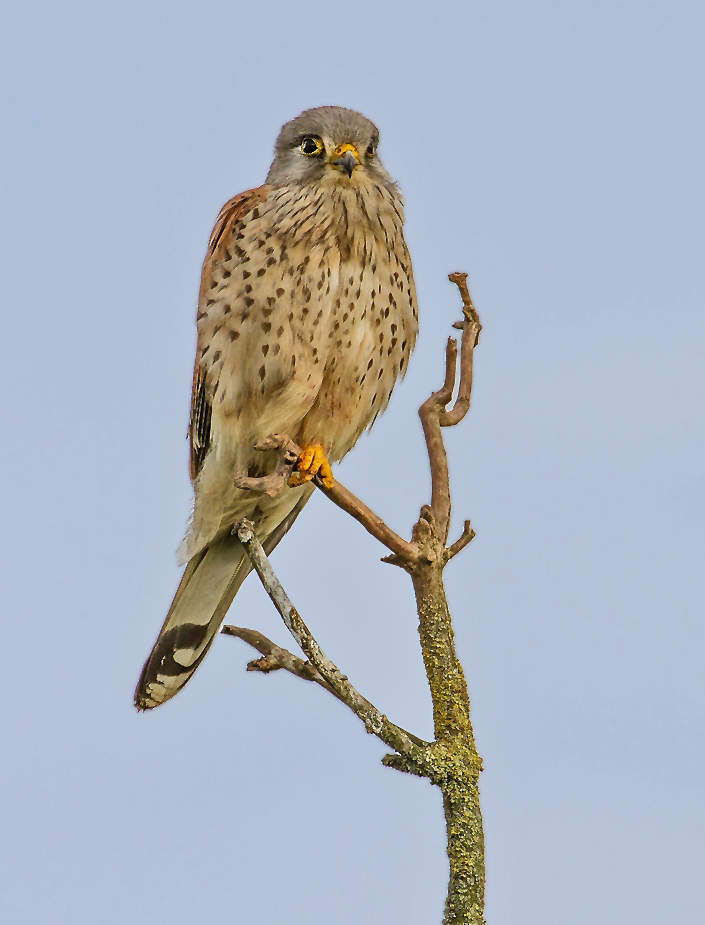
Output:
[{"left": 331, "top": 143, "right": 360, "bottom": 178}]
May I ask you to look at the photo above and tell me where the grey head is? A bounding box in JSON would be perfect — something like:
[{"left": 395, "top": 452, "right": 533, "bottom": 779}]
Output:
[{"left": 266, "top": 106, "right": 397, "bottom": 192}]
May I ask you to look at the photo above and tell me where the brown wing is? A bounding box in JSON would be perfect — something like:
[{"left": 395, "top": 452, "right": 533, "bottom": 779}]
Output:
[
  {"left": 187, "top": 186, "right": 272, "bottom": 481},
  {"left": 188, "top": 361, "right": 212, "bottom": 481}
]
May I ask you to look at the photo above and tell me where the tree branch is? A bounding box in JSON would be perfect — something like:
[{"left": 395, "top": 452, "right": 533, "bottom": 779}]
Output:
[
  {"left": 442, "top": 272, "right": 482, "bottom": 428},
  {"left": 446, "top": 520, "right": 476, "bottom": 562},
  {"left": 222, "top": 625, "right": 425, "bottom": 752},
  {"left": 234, "top": 436, "right": 418, "bottom": 563},
  {"left": 221, "top": 625, "right": 335, "bottom": 691},
  {"left": 418, "top": 272, "right": 482, "bottom": 545},
  {"left": 419, "top": 353, "right": 455, "bottom": 546},
  {"left": 314, "top": 478, "right": 416, "bottom": 561},
  {"left": 231, "top": 520, "right": 429, "bottom": 755}
]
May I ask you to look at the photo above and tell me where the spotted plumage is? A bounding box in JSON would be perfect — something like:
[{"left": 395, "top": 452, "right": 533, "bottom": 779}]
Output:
[{"left": 135, "top": 106, "right": 418, "bottom": 710}]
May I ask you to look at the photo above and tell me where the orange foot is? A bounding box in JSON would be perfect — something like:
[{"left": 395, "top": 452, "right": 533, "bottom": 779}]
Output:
[{"left": 288, "top": 444, "right": 334, "bottom": 489}]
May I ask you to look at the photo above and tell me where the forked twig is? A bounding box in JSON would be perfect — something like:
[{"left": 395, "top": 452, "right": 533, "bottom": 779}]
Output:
[{"left": 419, "top": 272, "right": 481, "bottom": 545}]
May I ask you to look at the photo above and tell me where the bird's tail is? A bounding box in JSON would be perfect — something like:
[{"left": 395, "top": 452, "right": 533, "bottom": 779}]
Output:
[{"left": 135, "top": 532, "right": 252, "bottom": 710}]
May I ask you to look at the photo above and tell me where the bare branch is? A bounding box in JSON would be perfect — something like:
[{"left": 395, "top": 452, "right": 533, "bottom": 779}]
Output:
[
  {"left": 221, "top": 625, "right": 335, "bottom": 692},
  {"left": 419, "top": 273, "right": 482, "bottom": 545},
  {"left": 222, "top": 626, "right": 427, "bottom": 752},
  {"left": 419, "top": 382, "right": 453, "bottom": 545},
  {"left": 234, "top": 520, "right": 429, "bottom": 755},
  {"left": 442, "top": 272, "right": 482, "bottom": 427},
  {"left": 441, "top": 337, "right": 459, "bottom": 402},
  {"left": 314, "top": 479, "right": 416, "bottom": 561},
  {"left": 446, "top": 520, "right": 476, "bottom": 561},
  {"left": 234, "top": 437, "right": 418, "bottom": 563}
]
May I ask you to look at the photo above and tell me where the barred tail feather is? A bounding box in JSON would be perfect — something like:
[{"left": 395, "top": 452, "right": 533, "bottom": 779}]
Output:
[{"left": 135, "top": 533, "right": 252, "bottom": 710}]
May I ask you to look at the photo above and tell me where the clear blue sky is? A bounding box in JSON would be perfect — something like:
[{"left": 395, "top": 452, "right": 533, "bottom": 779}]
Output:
[{"left": 1, "top": 1, "right": 703, "bottom": 922}]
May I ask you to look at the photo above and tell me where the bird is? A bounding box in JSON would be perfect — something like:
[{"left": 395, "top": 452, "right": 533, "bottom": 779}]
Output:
[{"left": 135, "top": 106, "right": 418, "bottom": 710}]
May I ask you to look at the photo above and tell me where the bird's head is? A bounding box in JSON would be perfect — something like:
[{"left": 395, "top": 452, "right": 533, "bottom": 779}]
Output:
[{"left": 266, "top": 106, "right": 397, "bottom": 192}]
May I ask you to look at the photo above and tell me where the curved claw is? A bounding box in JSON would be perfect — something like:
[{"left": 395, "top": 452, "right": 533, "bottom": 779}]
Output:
[{"left": 288, "top": 444, "right": 334, "bottom": 489}]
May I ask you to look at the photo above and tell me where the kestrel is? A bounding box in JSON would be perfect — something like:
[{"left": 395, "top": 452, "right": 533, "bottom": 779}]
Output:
[{"left": 135, "top": 106, "right": 418, "bottom": 709}]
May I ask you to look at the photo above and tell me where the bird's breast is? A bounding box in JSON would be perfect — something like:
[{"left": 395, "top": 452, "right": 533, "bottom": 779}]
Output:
[{"left": 197, "top": 181, "right": 417, "bottom": 464}]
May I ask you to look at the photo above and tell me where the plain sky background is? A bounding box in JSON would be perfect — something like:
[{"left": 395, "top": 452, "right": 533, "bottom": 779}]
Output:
[{"left": 1, "top": 1, "right": 703, "bottom": 922}]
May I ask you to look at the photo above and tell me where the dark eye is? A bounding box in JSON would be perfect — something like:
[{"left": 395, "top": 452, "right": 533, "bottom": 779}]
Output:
[
  {"left": 366, "top": 142, "right": 376, "bottom": 157},
  {"left": 300, "top": 136, "right": 323, "bottom": 156}
]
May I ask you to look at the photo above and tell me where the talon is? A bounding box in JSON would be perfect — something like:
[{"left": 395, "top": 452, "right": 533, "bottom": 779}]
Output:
[{"left": 288, "top": 444, "right": 334, "bottom": 489}]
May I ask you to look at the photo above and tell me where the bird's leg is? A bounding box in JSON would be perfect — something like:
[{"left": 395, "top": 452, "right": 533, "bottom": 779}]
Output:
[{"left": 288, "top": 445, "right": 334, "bottom": 488}]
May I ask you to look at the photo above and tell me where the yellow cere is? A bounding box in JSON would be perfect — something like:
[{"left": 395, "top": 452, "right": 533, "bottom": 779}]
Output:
[{"left": 332, "top": 142, "right": 360, "bottom": 161}]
